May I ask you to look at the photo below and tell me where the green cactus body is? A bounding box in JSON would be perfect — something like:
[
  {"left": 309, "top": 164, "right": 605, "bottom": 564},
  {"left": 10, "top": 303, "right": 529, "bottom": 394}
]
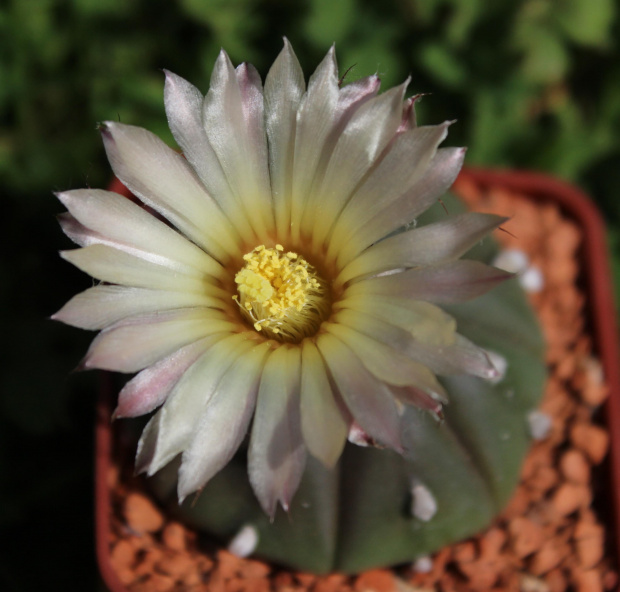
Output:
[{"left": 150, "top": 194, "right": 546, "bottom": 573}]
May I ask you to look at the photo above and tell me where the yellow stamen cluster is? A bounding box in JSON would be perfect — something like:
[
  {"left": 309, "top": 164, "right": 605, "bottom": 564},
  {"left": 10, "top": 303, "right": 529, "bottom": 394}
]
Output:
[{"left": 233, "top": 245, "right": 329, "bottom": 342}]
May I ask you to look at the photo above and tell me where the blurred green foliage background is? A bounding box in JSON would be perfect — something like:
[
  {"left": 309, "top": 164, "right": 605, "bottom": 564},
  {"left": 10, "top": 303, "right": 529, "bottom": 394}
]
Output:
[{"left": 1, "top": 0, "right": 618, "bottom": 588}]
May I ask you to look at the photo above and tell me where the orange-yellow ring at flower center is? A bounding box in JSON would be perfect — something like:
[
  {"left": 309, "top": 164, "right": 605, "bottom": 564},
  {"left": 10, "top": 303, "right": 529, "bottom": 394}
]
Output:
[{"left": 233, "top": 244, "right": 330, "bottom": 343}]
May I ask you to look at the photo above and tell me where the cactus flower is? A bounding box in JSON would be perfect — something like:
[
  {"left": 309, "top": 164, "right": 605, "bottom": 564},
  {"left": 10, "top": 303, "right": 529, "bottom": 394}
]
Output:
[{"left": 55, "top": 41, "right": 512, "bottom": 520}]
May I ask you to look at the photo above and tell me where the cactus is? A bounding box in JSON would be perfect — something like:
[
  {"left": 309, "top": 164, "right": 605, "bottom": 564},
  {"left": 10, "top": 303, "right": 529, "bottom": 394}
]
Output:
[
  {"left": 150, "top": 192, "right": 545, "bottom": 573},
  {"left": 55, "top": 41, "right": 545, "bottom": 574}
]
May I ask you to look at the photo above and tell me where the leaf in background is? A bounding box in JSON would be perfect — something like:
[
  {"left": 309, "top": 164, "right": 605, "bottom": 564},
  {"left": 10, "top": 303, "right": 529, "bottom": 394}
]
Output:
[
  {"left": 555, "top": 0, "right": 614, "bottom": 47},
  {"left": 304, "top": 0, "right": 356, "bottom": 47},
  {"left": 517, "top": 29, "right": 569, "bottom": 84},
  {"left": 418, "top": 43, "right": 466, "bottom": 88}
]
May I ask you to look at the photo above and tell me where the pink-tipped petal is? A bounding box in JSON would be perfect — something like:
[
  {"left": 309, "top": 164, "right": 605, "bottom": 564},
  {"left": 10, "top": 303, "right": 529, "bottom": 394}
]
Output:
[
  {"left": 136, "top": 333, "right": 256, "bottom": 476},
  {"left": 339, "top": 213, "right": 507, "bottom": 285},
  {"left": 60, "top": 244, "right": 224, "bottom": 296},
  {"left": 324, "top": 322, "right": 447, "bottom": 402},
  {"left": 333, "top": 308, "right": 497, "bottom": 379},
  {"left": 81, "top": 308, "right": 234, "bottom": 373},
  {"left": 305, "top": 79, "right": 410, "bottom": 248},
  {"left": 316, "top": 333, "right": 403, "bottom": 453},
  {"left": 249, "top": 346, "right": 307, "bottom": 518},
  {"left": 347, "top": 260, "right": 513, "bottom": 304},
  {"left": 352, "top": 146, "right": 466, "bottom": 252},
  {"left": 51, "top": 285, "right": 221, "bottom": 331},
  {"left": 101, "top": 121, "right": 240, "bottom": 261},
  {"left": 203, "top": 51, "right": 273, "bottom": 241},
  {"left": 162, "top": 70, "right": 254, "bottom": 237},
  {"left": 288, "top": 46, "right": 340, "bottom": 240},
  {"left": 177, "top": 342, "right": 271, "bottom": 501},
  {"left": 114, "top": 336, "right": 215, "bottom": 418},
  {"left": 330, "top": 122, "right": 454, "bottom": 266},
  {"left": 300, "top": 340, "right": 350, "bottom": 467},
  {"left": 56, "top": 189, "right": 223, "bottom": 279},
  {"left": 264, "top": 39, "right": 306, "bottom": 237}
]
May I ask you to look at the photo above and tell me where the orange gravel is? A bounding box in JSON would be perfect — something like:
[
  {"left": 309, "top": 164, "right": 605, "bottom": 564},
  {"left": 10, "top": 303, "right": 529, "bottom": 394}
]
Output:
[{"left": 106, "top": 179, "right": 618, "bottom": 591}]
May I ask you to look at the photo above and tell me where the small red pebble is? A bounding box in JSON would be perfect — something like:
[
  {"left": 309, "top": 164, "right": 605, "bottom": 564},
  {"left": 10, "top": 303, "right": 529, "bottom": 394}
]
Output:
[
  {"left": 574, "top": 569, "right": 603, "bottom": 592},
  {"left": 570, "top": 423, "right": 609, "bottom": 465},
  {"left": 142, "top": 572, "right": 176, "bottom": 592},
  {"left": 574, "top": 520, "right": 604, "bottom": 570},
  {"left": 216, "top": 549, "right": 244, "bottom": 579},
  {"left": 110, "top": 539, "right": 135, "bottom": 570},
  {"left": 314, "top": 573, "right": 348, "bottom": 592},
  {"left": 545, "top": 568, "right": 567, "bottom": 592},
  {"left": 550, "top": 483, "right": 591, "bottom": 517},
  {"left": 509, "top": 517, "right": 544, "bottom": 558},
  {"left": 115, "top": 567, "right": 137, "bottom": 586},
  {"left": 239, "top": 576, "right": 271, "bottom": 592},
  {"left": 158, "top": 552, "right": 196, "bottom": 580},
  {"left": 133, "top": 550, "right": 160, "bottom": 577},
  {"left": 530, "top": 465, "right": 559, "bottom": 493},
  {"left": 123, "top": 492, "right": 164, "bottom": 534},
  {"left": 296, "top": 572, "right": 317, "bottom": 586},
  {"left": 480, "top": 527, "right": 507, "bottom": 555},
  {"left": 272, "top": 572, "right": 295, "bottom": 588},
  {"left": 529, "top": 540, "right": 566, "bottom": 576},
  {"left": 354, "top": 569, "right": 395, "bottom": 592},
  {"left": 452, "top": 541, "right": 477, "bottom": 564},
  {"left": 559, "top": 449, "right": 590, "bottom": 484},
  {"left": 162, "top": 521, "right": 187, "bottom": 551},
  {"left": 502, "top": 486, "right": 531, "bottom": 519},
  {"left": 239, "top": 558, "right": 271, "bottom": 579},
  {"left": 182, "top": 568, "right": 203, "bottom": 587}
]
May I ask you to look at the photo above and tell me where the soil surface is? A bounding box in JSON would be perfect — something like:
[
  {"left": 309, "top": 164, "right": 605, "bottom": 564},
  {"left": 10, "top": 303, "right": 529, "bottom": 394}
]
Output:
[{"left": 104, "top": 179, "right": 618, "bottom": 592}]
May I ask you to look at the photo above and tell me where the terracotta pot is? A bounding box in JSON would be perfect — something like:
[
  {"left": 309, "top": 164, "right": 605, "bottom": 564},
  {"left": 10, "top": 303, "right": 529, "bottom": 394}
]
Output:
[{"left": 95, "top": 169, "right": 620, "bottom": 591}]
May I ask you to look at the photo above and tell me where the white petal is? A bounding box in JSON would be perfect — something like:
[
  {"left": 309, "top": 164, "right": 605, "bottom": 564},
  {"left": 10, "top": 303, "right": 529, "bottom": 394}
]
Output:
[
  {"left": 178, "top": 341, "right": 271, "bottom": 500},
  {"left": 52, "top": 285, "right": 223, "bottom": 330},
  {"left": 345, "top": 261, "right": 512, "bottom": 304},
  {"left": 163, "top": 71, "right": 255, "bottom": 238},
  {"left": 57, "top": 213, "right": 94, "bottom": 247},
  {"left": 310, "top": 74, "right": 382, "bottom": 183},
  {"left": 203, "top": 51, "right": 274, "bottom": 240},
  {"left": 304, "top": 80, "right": 409, "bottom": 248},
  {"left": 300, "top": 340, "right": 349, "bottom": 467},
  {"left": 264, "top": 39, "right": 306, "bottom": 238},
  {"left": 114, "top": 336, "right": 215, "bottom": 418},
  {"left": 58, "top": 219, "right": 202, "bottom": 277},
  {"left": 101, "top": 121, "right": 240, "bottom": 261},
  {"left": 338, "top": 213, "right": 506, "bottom": 286},
  {"left": 316, "top": 333, "right": 403, "bottom": 452},
  {"left": 61, "top": 244, "right": 225, "bottom": 296},
  {"left": 333, "top": 308, "right": 496, "bottom": 379},
  {"left": 339, "top": 294, "right": 457, "bottom": 347},
  {"left": 136, "top": 333, "right": 257, "bottom": 476},
  {"left": 347, "top": 146, "right": 466, "bottom": 253},
  {"left": 324, "top": 322, "right": 447, "bottom": 401},
  {"left": 81, "top": 308, "right": 235, "bottom": 372},
  {"left": 288, "top": 46, "right": 339, "bottom": 241},
  {"left": 329, "top": 122, "right": 453, "bottom": 267},
  {"left": 249, "top": 346, "right": 306, "bottom": 517},
  {"left": 57, "top": 189, "right": 223, "bottom": 279}
]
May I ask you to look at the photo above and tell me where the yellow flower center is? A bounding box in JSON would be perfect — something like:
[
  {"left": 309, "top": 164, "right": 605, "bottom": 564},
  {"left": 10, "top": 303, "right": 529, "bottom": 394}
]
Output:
[{"left": 233, "top": 244, "right": 329, "bottom": 342}]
